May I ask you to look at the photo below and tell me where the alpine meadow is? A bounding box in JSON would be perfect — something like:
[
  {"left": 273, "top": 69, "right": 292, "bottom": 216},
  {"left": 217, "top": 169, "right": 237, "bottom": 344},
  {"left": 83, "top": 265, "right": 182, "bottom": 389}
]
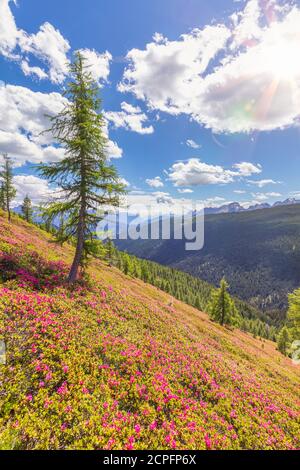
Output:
[{"left": 0, "top": 0, "right": 300, "bottom": 458}]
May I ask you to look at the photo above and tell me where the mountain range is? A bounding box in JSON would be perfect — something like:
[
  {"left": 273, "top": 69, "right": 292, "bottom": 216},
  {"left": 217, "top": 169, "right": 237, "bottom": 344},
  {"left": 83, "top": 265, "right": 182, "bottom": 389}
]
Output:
[
  {"left": 12, "top": 197, "right": 300, "bottom": 220},
  {"left": 204, "top": 198, "right": 300, "bottom": 215},
  {"left": 116, "top": 203, "right": 300, "bottom": 322},
  {"left": 12, "top": 198, "right": 300, "bottom": 322}
]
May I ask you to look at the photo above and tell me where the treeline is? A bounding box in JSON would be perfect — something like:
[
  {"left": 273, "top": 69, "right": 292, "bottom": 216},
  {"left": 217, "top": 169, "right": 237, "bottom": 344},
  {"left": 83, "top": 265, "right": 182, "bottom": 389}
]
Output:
[{"left": 106, "top": 241, "right": 278, "bottom": 341}]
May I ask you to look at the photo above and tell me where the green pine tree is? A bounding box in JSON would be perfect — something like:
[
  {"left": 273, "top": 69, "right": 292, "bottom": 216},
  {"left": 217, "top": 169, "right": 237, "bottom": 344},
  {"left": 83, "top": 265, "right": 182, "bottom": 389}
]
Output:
[
  {"left": 277, "top": 326, "right": 291, "bottom": 356},
  {"left": 106, "top": 238, "right": 116, "bottom": 265},
  {"left": 208, "top": 278, "right": 240, "bottom": 327},
  {"left": 269, "top": 326, "right": 277, "bottom": 342},
  {"left": 21, "top": 195, "right": 33, "bottom": 223},
  {"left": 39, "top": 52, "right": 126, "bottom": 283},
  {"left": 195, "top": 295, "right": 202, "bottom": 310},
  {"left": 141, "top": 263, "right": 149, "bottom": 283},
  {"left": 122, "top": 254, "right": 132, "bottom": 275},
  {"left": 0, "top": 154, "right": 16, "bottom": 222},
  {"left": 252, "top": 325, "right": 258, "bottom": 338}
]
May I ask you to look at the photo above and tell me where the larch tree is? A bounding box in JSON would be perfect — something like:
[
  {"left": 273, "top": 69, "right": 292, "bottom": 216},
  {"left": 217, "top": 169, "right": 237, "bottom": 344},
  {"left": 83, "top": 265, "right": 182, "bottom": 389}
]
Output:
[
  {"left": 39, "top": 52, "right": 125, "bottom": 283},
  {"left": 141, "top": 263, "right": 149, "bottom": 283},
  {"left": 208, "top": 278, "right": 240, "bottom": 327},
  {"left": 21, "top": 195, "right": 33, "bottom": 223},
  {"left": 277, "top": 326, "right": 290, "bottom": 356},
  {"left": 106, "top": 238, "right": 116, "bottom": 266},
  {"left": 0, "top": 154, "right": 16, "bottom": 222}
]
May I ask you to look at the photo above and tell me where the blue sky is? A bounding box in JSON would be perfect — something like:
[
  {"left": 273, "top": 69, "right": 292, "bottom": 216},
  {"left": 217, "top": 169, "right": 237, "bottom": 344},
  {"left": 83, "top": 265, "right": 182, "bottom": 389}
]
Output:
[{"left": 1, "top": 0, "right": 300, "bottom": 209}]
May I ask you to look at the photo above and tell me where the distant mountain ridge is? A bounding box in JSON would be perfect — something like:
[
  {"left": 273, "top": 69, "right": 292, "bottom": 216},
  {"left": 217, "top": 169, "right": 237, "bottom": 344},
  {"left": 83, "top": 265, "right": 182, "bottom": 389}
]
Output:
[
  {"left": 204, "top": 198, "right": 299, "bottom": 215},
  {"left": 12, "top": 197, "right": 299, "bottom": 220},
  {"left": 116, "top": 203, "right": 300, "bottom": 322}
]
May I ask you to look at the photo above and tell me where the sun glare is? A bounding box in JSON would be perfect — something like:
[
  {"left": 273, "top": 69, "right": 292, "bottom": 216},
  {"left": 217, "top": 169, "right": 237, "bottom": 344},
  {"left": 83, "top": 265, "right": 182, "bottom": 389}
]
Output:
[{"left": 267, "top": 42, "right": 300, "bottom": 80}]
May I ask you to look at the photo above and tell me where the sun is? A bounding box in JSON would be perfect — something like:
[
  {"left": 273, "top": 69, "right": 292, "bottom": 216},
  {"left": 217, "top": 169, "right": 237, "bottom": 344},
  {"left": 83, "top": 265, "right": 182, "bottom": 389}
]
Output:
[{"left": 267, "top": 42, "right": 300, "bottom": 80}]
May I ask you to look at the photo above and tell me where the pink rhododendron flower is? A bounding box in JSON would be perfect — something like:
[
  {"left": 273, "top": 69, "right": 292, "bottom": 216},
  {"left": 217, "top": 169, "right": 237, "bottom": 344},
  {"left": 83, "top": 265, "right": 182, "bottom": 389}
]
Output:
[{"left": 204, "top": 434, "right": 212, "bottom": 450}]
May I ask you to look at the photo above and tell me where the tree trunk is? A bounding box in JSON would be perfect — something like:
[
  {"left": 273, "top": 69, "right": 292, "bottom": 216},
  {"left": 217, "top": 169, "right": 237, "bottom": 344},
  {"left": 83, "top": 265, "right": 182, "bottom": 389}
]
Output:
[
  {"left": 68, "top": 96, "right": 87, "bottom": 284},
  {"left": 68, "top": 204, "right": 85, "bottom": 283},
  {"left": 6, "top": 198, "right": 11, "bottom": 222}
]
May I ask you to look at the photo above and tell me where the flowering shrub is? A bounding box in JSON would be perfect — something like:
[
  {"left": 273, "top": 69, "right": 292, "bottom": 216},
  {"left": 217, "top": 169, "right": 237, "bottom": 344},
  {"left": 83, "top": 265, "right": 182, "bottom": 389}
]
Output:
[
  {"left": 0, "top": 246, "right": 68, "bottom": 290},
  {"left": 0, "top": 215, "right": 299, "bottom": 449}
]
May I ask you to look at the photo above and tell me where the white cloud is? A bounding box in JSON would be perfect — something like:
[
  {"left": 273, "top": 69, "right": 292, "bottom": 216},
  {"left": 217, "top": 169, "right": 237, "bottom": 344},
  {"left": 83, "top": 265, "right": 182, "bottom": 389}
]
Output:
[
  {"left": 234, "top": 189, "right": 246, "bottom": 194},
  {"left": 78, "top": 48, "right": 112, "bottom": 85},
  {"left": 0, "top": 130, "right": 64, "bottom": 166},
  {"left": 0, "top": 0, "right": 19, "bottom": 57},
  {"left": 146, "top": 176, "right": 164, "bottom": 188},
  {"left": 123, "top": 191, "right": 228, "bottom": 217},
  {"left": 119, "top": 24, "right": 230, "bottom": 115},
  {"left": 0, "top": 0, "right": 70, "bottom": 82},
  {"left": 120, "top": 102, "right": 141, "bottom": 114},
  {"left": 105, "top": 139, "right": 123, "bottom": 159},
  {"left": 0, "top": 83, "right": 68, "bottom": 165},
  {"left": 19, "top": 22, "right": 70, "bottom": 84},
  {"left": 20, "top": 60, "right": 47, "bottom": 80},
  {"left": 119, "top": 1, "right": 300, "bottom": 133},
  {"left": 193, "top": 6, "right": 300, "bottom": 133},
  {"left": 230, "top": 0, "right": 262, "bottom": 50},
  {"left": 233, "top": 161, "right": 262, "bottom": 177},
  {"left": 168, "top": 158, "right": 263, "bottom": 187},
  {"left": 177, "top": 188, "right": 193, "bottom": 194},
  {"left": 203, "top": 196, "right": 227, "bottom": 207},
  {"left": 168, "top": 158, "right": 236, "bottom": 187},
  {"left": 105, "top": 102, "right": 154, "bottom": 134},
  {"left": 0, "top": 84, "right": 67, "bottom": 139},
  {"left": 101, "top": 120, "right": 123, "bottom": 159},
  {"left": 154, "top": 191, "right": 174, "bottom": 205},
  {"left": 251, "top": 191, "right": 282, "bottom": 201},
  {"left": 247, "top": 178, "right": 279, "bottom": 188},
  {"left": 0, "top": 2, "right": 112, "bottom": 85},
  {"left": 12, "top": 174, "right": 56, "bottom": 206},
  {"left": 0, "top": 83, "right": 122, "bottom": 164},
  {"left": 152, "top": 32, "right": 167, "bottom": 44},
  {"left": 186, "top": 139, "right": 201, "bottom": 149},
  {"left": 119, "top": 177, "right": 130, "bottom": 187},
  {"left": 122, "top": 191, "right": 172, "bottom": 216}
]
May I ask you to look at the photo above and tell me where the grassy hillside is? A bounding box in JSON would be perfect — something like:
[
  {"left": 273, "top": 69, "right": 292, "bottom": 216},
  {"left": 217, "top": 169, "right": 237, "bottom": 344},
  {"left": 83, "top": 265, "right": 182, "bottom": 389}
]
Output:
[
  {"left": 112, "top": 251, "right": 276, "bottom": 340},
  {"left": 116, "top": 204, "right": 300, "bottom": 321},
  {"left": 0, "top": 213, "right": 299, "bottom": 450}
]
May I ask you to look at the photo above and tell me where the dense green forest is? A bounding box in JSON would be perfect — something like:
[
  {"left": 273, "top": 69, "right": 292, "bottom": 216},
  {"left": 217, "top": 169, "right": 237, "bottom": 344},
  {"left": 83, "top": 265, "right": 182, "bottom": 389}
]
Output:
[{"left": 116, "top": 204, "right": 300, "bottom": 322}]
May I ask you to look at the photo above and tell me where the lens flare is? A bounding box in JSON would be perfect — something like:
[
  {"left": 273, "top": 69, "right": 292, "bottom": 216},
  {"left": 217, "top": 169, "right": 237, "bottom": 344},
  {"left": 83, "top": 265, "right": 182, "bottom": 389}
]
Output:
[{"left": 267, "top": 43, "right": 300, "bottom": 80}]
